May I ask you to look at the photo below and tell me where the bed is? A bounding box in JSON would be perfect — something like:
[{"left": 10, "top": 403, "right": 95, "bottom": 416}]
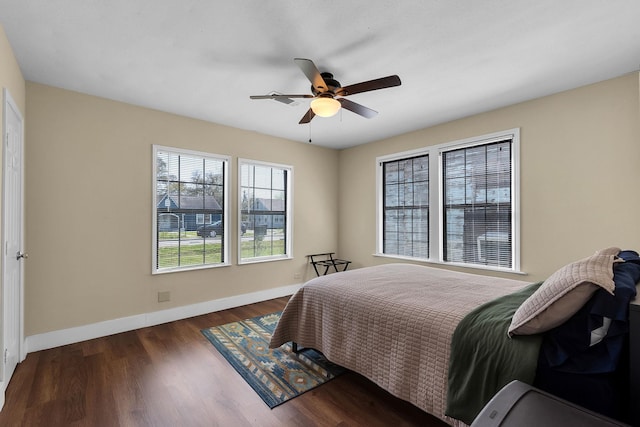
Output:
[
  {"left": 269, "top": 263, "right": 532, "bottom": 426},
  {"left": 269, "top": 249, "right": 639, "bottom": 426}
]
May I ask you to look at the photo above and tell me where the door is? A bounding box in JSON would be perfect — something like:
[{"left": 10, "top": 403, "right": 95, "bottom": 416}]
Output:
[{"left": 2, "top": 88, "right": 24, "bottom": 392}]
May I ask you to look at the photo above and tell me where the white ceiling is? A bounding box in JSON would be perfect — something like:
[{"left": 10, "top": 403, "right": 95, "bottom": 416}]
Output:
[{"left": 1, "top": 1, "right": 639, "bottom": 149}]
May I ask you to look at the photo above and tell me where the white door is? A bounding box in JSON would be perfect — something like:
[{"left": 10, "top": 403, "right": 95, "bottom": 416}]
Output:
[{"left": 2, "top": 88, "right": 25, "bottom": 393}]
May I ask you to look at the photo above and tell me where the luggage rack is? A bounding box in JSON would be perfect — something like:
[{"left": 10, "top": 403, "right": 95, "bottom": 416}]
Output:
[{"left": 307, "top": 253, "right": 351, "bottom": 276}]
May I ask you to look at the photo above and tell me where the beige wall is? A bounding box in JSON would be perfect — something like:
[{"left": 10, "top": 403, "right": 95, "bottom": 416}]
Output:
[
  {"left": 0, "top": 26, "right": 25, "bottom": 114},
  {"left": 24, "top": 82, "right": 339, "bottom": 336},
  {"left": 338, "top": 73, "right": 640, "bottom": 283}
]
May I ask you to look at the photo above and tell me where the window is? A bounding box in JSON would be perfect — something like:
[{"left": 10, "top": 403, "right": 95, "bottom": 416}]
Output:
[
  {"left": 382, "top": 154, "right": 429, "bottom": 258},
  {"left": 442, "top": 140, "right": 513, "bottom": 268},
  {"left": 196, "top": 214, "right": 210, "bottom": 225},
  {"left": 239, "top": 159, "right": 292, "bottom": 263},
  {"left": 377, "top": 129, "right": 520, "bottom": 272},
  {"left": 153, "top": 145, "right": 229, "bottom": 273}
]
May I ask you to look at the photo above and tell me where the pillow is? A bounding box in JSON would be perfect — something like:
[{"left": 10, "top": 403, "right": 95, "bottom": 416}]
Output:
[{"left": 508, "top": 247, "right": 620, "bottom": 337}]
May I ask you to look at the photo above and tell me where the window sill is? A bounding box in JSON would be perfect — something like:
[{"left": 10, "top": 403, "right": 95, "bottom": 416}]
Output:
[
  {"left": 238, "top": 255, "right": 293, "bottom": 266},
  {"left": 152, "top": 262, "right": 231, "bottom": 275},
  {"left": 373, "top": 253, "right": 527, "bottom": 276}
]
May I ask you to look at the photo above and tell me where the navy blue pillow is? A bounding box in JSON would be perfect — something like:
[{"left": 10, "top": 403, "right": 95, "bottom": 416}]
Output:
[{"left": 540, "top": 250, "right": 639, "bottom": 374}]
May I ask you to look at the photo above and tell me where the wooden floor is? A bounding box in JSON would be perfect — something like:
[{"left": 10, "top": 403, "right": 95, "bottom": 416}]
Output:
[{"left": 0, "top": 297, "right": 449, "bottom": 427}]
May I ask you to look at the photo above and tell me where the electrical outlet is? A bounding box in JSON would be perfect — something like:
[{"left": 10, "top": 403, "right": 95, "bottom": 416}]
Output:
[
  {"left": 293, "top": 273, "right": 302, "bottom": 280},
  {"left": 158, "top": 291, "right": 171, "bottom": 303}
]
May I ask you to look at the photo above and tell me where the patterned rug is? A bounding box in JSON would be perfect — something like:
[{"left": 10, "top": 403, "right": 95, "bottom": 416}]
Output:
[{"left": 201, "top": 311, "right": 345, "bottom": 408}]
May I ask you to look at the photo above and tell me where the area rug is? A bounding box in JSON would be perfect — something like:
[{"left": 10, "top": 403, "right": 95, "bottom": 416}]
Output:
[{"left": 201, "top": 311, "right": 345, "bottom": 408}]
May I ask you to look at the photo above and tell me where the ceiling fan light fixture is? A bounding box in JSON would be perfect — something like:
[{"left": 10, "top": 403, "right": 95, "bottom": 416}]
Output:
[{"left": 310, "top": 97, "right": 341, "bottom": 117}]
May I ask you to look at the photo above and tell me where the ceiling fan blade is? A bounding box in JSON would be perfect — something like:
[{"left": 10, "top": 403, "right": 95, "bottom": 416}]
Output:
[
  {"left": 250, "top": 94, "right": 314, "bottom": 99},
  {"left": 250, "top": 94, "right": 295, "bottom": 105},
  {"left": 273, "top": 97, "right": 295, "bottom": 105},
  {"left": 338, "top": 98, "right": 378, "bottom": 119},
  {"left": 298, "top": 108, "right": 316, "bottom": 124},
  {"left": 337, "top": 75, "right": 401, "bottom": 97},
  {"left": 294, "top": 58, "right": 327, "bottom": 93}
]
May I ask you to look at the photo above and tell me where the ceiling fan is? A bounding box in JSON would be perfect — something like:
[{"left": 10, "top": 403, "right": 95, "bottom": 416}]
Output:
[{"left": 250, "top": 58, "right": 401, "bottom": 124}]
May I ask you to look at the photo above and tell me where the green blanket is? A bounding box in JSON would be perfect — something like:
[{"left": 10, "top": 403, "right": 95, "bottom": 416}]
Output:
[{"left": 445, "top": 282, "right": 544, "bottom": 425}]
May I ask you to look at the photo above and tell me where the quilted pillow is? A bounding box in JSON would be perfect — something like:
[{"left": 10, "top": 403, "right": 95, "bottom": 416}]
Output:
[{"left": 508, "top": 247, "right": 620, "bottom": 336}]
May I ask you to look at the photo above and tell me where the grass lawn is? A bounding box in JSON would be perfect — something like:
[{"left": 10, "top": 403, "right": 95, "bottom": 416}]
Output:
[{"left": 158, "top": 238, "right": 285, "bottom": 268}]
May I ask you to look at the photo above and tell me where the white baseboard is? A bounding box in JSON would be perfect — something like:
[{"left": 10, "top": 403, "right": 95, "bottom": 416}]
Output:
[
  {"left": 25, "top": 283, "right": 302, "bottom": 354},
  {"left": 0, "top": 380, "right": 5, "bottom": 413}
]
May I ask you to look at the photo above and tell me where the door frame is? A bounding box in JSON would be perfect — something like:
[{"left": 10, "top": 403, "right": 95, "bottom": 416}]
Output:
[{"left": 1, "top": 88, "right": 26, "bottom": 410}]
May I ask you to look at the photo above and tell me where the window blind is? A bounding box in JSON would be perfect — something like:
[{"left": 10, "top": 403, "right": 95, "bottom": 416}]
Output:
[
  {"left": 442, "top": 140, "right": 512, "bottom": 268},
  {"left": 154, "top": 146, "right": 228, "bottom": 272},
  {"left": 382, "top": 154, "right": 429, "bottom": 258}
]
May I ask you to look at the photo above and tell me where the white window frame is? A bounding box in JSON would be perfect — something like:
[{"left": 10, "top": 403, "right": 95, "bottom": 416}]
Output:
[
  {"left": 376, "top": 128, "right": 521, "bottom": 273},
  {"left": 238, "top": 158, "right": 293, "bottom": 265},
  {"left": 152, "top": 145, "right": 230, "bottom": 274}
]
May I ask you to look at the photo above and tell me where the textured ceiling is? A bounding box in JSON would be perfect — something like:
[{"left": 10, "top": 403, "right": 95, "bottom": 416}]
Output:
[{"left": 1, "top": 1, "right": 639, "bottom": 149}]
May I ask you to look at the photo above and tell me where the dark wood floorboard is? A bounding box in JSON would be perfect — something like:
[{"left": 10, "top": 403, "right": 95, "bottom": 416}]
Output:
[{"left": 0, "top": 297, "right": 449, "bottom": 427}]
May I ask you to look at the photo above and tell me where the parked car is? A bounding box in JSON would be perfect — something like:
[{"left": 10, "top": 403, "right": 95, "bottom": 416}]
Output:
[
  {"left": 197, "top": 221, "right": 221, "bottom": 237},
  {"left": 197, "top": 221, "right": 247, "bottom": 237}
]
